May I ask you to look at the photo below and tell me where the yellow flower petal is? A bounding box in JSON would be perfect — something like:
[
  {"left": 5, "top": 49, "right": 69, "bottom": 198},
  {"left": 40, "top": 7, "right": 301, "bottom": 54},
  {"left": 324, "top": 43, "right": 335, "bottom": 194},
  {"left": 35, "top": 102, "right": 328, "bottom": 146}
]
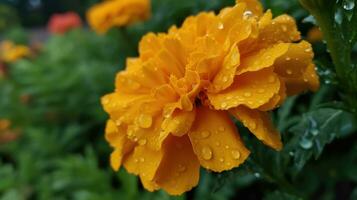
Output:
[
  {"left": 188, "top": 107, "right": 250, "bottom": 172},
  {"left": 258, "top": 78, "right": 286, "bottom": 111},
  {"left": 123, "top": 145, "right": 163, "bottom": 181},
  {"left": 230, "top": 106, "right": 282, "bottom": 150},
  {"left": 105, "top": 120, "right": 135, "bottom": 170},
  {"left": 155, "top": 135, "right": 200, "bottom": 195},
  {"left": 161, "top": 109, "right": 196, "bottom": 137},
  {"left": 258, "top": 13, "right": 301, "bottom": 47},
  {"left": 208, "top": 69, "right": 280, "bottom": 110},
  {"left": 274, "top": 41, "right": 313, "bottom": 78},
  {"left": 283, "top": 63, "right": 320, "bottom": 96},
  {"left": 237, "top": 43, "right": 289, "bottom": 75}
]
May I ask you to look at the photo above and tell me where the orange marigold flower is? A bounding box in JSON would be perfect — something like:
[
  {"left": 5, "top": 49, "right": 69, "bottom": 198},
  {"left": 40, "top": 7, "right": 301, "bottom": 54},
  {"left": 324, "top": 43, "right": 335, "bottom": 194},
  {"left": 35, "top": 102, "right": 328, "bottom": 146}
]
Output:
[
  {"left": 101, "top": 0, "right": 319, "bottom": 195},
  {"left": 86, "top": 0, "right": 151, "bottom": 34},
  {"left": 0, "top": 40, "right": 31, "bottom": 63},
  {"left": 47, "top": 12, "right": 82, "bottom": 34}
]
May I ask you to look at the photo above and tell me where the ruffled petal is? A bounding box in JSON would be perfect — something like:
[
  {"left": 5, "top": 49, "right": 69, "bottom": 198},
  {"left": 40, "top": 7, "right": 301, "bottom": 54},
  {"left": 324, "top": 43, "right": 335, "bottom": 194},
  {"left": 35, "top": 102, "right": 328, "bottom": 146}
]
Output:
[
  {"left": 123, "top": 145, "right": 164, "bottom": 181},
  {"left": 283, "top": 63, "right": 320, "bottom": 96},
  {"left": 161, "top": 109, "right": 196, "bottom": 137},
  {"left": 237, "top": 43, "right": 289, "bottom": 75},
  {"left": 258, "top": 78, "right": 287, "bottom": 111},
  {"left": 188, "top": 107, "right": 250, "bottom": 172},
  {"left": 258, "top": 12, "right": 301, "bottom": 47},
  {"left": 155, "top": 135, "right": 200, "bottom": 195},
  {"left": 105, "top": 120, "right": 135, "bottom": 170},
  {"left": 274, "top": 41, "right": 313, "bottom": 78},
  {"left": 230, "top": 106, "right": 282, "bottom": 150},
  {"left": 208, "top": 69, "right": 280, "bottom": 110}
]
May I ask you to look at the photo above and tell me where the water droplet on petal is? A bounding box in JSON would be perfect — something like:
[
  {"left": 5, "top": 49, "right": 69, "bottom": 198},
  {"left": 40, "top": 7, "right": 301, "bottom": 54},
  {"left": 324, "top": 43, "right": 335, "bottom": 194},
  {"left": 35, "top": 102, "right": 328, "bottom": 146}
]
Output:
[
  {"left": 286, "top": 57, "right": 291, "bottom": 61},
  {"left": 219, "top": 126, "right": 225, "bottom": 132},
  {"left": 115, "top": 119, "right": 122, "bottom": 126},
  {"left": 286, "top": 69, "right": 293, "bottom": 75},
  {"left": 138, "top": 139, "right": 147, "bottom": 145},
  {"left": 243, "top": 10, "right": 253, "bottom": 20},
  {"left": 201, "top": 146, "right": 213, "bottom": 160},
  {"left": 258, "top": 89, "right": 265, "bottom": 93},
  {"left": 178, "top": 164, "right": 186, "bottom": 172},
  {"left": 218, "top": 22, "right": 224, "bottom": 30},
  {"left": 231, "top": 150, "right": 241, "bottom": 160},
  {"left": 219, "top": 158, "right": 225, "bottom": 162},
  {"left": 225, "top": 145, "right": 230, "bottom": 149},
  {"left": 137, "top": 114, "right": 152, "bottom": 128},
  {"left": 244, "top": 92, "right": 252, "bottom": 97},
  {"left": 201, "top": 130, "right": 211, "bottom": 139},
  {"left": 221, "top": 102, "right": 228, "bottom": 108},
  {"left": 268, "top": 76, "right": 276, "bottom": 83}
]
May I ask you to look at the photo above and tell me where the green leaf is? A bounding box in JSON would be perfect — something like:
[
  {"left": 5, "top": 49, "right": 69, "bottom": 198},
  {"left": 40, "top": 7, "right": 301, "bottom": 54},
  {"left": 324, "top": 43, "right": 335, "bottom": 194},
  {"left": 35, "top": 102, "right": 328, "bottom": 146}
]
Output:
[
  {"left": 286, "top": 108, "right": 357, "bottom": 174},
  {"left": 264, "top": 190, "right": 303, "bottom": 200}
]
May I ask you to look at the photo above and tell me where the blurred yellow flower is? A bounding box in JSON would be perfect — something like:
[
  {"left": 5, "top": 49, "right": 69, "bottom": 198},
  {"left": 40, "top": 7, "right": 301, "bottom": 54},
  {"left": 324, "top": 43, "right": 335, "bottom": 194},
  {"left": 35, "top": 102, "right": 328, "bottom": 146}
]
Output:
[
  {"left": 307, "top": 26, "right": 323, "bottom": 43},
  {"left": 87, "top": 0, "right": 151, "bottom": 34},
  {"left": 0, "top": 40, "right": 31, "bottom": 63},
  {"left": 102, "top": 0, "right": 319, "bottom": 195}
]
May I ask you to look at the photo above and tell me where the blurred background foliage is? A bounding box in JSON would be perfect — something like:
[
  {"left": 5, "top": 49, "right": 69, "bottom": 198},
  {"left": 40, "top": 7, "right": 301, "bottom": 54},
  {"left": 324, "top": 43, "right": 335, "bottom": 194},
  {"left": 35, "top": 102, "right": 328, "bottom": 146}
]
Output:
[{"left": 0, "top": 0, "right": 356, "bottom": 199}]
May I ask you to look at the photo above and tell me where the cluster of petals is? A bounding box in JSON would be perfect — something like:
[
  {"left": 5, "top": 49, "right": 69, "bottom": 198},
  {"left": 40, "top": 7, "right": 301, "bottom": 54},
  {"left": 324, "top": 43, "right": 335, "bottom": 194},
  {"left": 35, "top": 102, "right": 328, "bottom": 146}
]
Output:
[
  {"left": 0, "top": 41, "right": 31, "bottom": 63},
  {"left": 101, "top": 0, "right": 319, "bottom": 195},
  {"left": 86, "top": 0, "right": 150, "bottom": 34},
  {"left": 47, "top": 12, "right": 82, "bottom": 34}
]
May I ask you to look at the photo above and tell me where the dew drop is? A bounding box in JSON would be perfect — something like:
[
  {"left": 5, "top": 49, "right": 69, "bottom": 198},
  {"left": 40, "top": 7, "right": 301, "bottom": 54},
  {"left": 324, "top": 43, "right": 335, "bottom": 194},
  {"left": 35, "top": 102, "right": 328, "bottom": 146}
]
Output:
[
  {"left": 218, "top": 22, "right": 224, "bottom": 30},
  {"left": 218, "top": 126, "right": 225, "bottom": 132},
  {"left": 343, "top": 0, "right": 355, "bottom": 10},
  {"left": 250, "top": 121, "right": 257, "bottom": 129},
  {"left": 305, "top": 48, "right": 312, "bottom": 53},
  {"left": 300, "top": 137, "right": 313, "bottom": 149},
  {"left": 178, "top": 164, "right": 187, "bottom": 172},
  {"left": 243, "top": 10, "right": 253, "bottom": 19},
  {"left": 231, "top": 150, "right": 241, "bottom": 160},
  {"left": 137, "top": 114, "right": 152, "bottom": 128},
  {"left": 115, "top": 119, "right": 122, "bottom": 126},
  {"left": 244, "top": 92, "right": 252, "bottom": 97},
  {"left": 254, "top": 173, "right": 261, "bottom": 178},
  {"left": 268, "top": 75, "right": 275, "bottom": 83},
  {"left": 285, "top": 57, "right": 291, "bottom": 61},
  {"left": 286, "top": 69, "right": 293, "bottom": 75},
  {"left": 221, "top": 102, "right": 228, "bottom": 108},
  {"left": 222, "top": 76, "right": 228, "bottom": 82},
  {"left": 225, "top": 145, "right": 230, "bottom": 149},
  {"left": 258, "top": 89, "right": 265, "bottom": 93},
  {"left": 138, "top": 139, "right": 147, "bottom": 145},
  {"left": 282, "top": 25, "right": 287, "bottom": 32},
  {"left": 219, "top": 158, "right": 225, "bottom": 162},
  {"left": 201, "top": 130, "right": 211, "bottom": 139},
  {"left": 310, "top": 129, "right": 319, "bottom": 136},
  {"left": 201, "top": 146, "right": 213, "bottom": 160}
]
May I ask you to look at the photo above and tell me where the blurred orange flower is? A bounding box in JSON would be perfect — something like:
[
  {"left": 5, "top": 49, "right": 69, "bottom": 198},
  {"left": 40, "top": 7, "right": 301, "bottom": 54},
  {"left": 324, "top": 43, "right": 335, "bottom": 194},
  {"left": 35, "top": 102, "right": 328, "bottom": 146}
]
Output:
[
  {"left": 102, "top": 0, "right": 319, "bottom": 195},
  {"left": 47, "top": 12, "right": 82, "bottom": 34},
  {"left": 87, "top": 0, "right": 150, "bottom": 34},
  {"left": 307, "top": 26, "right": 323, "bottom": 43},
  {"left": 0, "top": 40, "right": 31, "bottom": 63},
  {"left": 0, "top": 119, "right": 18, "bottom": 144}
]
